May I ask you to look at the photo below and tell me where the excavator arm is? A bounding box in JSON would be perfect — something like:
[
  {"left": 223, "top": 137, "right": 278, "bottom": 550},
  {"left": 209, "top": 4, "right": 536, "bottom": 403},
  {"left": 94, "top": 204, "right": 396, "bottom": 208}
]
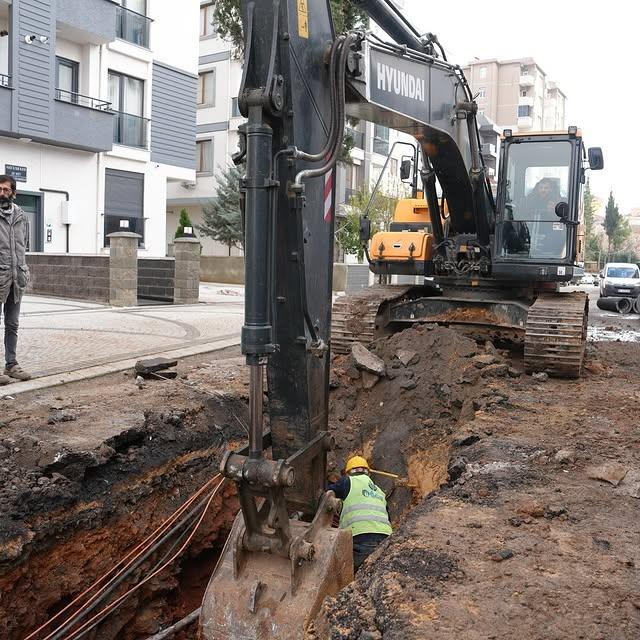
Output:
[{"left": 200, "top": 1, "right": 493, "bottom": 637}]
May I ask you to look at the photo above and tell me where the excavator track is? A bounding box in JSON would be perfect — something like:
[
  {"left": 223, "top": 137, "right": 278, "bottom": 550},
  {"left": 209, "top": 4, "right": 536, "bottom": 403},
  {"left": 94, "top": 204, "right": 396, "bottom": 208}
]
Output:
[
  {"left": 331, "top": 285, "right": 413, "bottom": 354},
  {"left": 524, "top": 292, "right": 588, "bottom": 378}
]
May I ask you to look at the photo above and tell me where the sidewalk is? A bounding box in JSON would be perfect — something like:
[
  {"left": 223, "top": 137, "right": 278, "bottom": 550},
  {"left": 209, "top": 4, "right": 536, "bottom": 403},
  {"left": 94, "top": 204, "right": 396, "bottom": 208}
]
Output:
[{"left": 2, "top": 284, "right": 245, "bottom": 396}]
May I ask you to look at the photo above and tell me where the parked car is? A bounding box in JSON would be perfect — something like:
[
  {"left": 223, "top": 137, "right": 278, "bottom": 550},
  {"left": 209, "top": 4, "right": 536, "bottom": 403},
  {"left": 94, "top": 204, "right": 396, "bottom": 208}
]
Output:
[
  {"left": 599, "top": 263, "right": 640, "bottom": 298},
  {"left": 580, "top": 273, "right": 597, "bottom": 286}
]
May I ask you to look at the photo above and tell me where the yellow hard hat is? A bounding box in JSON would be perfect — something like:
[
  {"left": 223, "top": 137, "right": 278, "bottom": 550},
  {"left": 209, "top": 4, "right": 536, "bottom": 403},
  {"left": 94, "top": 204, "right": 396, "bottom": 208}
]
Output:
[{"left": 345, "top": 455, "right": 370, "bottom": 474}]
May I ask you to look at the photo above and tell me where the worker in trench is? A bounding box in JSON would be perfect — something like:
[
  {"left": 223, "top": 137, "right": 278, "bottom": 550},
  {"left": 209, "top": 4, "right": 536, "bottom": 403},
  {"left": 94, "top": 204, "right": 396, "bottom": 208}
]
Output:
[{"left": 328, "top": 456, "right": 392, "bottom": 570}]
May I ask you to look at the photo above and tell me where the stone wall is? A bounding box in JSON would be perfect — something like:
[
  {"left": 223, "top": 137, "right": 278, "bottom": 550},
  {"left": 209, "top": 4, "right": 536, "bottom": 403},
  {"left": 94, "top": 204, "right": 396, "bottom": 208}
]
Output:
[
  {"left": 138, "top": 258, "right": 175, "bottom": 302},
  {"left": 26, "top": 254, "right": 110, "bottom": 303}
]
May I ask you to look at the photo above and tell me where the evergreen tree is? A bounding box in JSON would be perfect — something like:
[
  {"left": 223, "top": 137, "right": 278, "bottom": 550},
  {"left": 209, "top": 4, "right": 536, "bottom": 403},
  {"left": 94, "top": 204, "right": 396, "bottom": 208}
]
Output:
[
  {"left": 175, "top": 209, "right": 195, "bottom": 238},
  {"left": 603, "top": 191, "right": 631, "bottom": 254},
  {"left": 198, "top": 165, "right": 245, "bottom": 256},
  {"left": 583, "top": 180, "right": 596, "bottom": 238}
]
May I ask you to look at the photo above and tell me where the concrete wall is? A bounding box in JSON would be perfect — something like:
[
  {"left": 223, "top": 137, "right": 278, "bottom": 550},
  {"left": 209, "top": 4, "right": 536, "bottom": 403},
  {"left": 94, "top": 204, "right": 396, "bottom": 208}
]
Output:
[
  {"left": 26, "top": 252, "right": 110, "bottom": 301},
  {"left": 138, "top": 257, "right": 174, "bottom": 301}
]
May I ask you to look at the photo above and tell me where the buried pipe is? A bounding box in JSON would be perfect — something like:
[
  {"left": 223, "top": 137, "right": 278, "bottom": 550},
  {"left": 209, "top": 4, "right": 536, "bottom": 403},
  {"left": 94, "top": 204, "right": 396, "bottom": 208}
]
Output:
[{"left": 596, "top": 297, "right": 634, "bottom": 314}]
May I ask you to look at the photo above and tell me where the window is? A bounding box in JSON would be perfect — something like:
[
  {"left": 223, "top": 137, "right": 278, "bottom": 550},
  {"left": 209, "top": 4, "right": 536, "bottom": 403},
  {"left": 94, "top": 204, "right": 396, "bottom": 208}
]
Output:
[
  {"left": 521, "top": 66, "right": 529, "bottom": 75},
  {"left": 198, "top": 71, "right": 215, "bottom": 107},
  {"left": 521, "top": 90, "right": 527, "bottom": 97},
  {"left": 479, "top": 66, "right": 487, "bottom": 79},
  {"left": 518, "top": 105, "right": 531, "bottom": 118},
  {"left": 373, "top": 124, "right": 389, "bottom": 155},
  {"left": 231, "top": 96, "right": 241, "bottom": 117},
  {"left": 196, "top": 139, "right": 213, "bottom": 174},
  {"left": 200, "top": 3, "right": 216, "bottom": 37},
  {"left": 56, "top": 57, "right": 79, "bottom": 103},
  {"left": 477, "top": 87, "right": 486, "bottom": 99},
  {"left": 108, "top": 71, "right": 147, "bottom": 147},
  {"left": 104, "top": 169, "right": 145, "bottom": 246}
]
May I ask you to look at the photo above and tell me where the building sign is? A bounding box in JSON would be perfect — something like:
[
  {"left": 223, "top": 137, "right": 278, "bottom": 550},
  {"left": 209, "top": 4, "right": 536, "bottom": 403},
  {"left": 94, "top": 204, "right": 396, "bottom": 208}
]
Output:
[{"left": 5, "top": 165, "right": 27, "bottom": 183}]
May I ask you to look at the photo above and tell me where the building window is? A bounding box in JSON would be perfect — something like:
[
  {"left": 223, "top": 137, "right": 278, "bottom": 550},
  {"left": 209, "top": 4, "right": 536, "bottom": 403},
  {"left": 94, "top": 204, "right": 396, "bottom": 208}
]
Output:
[
  {"left": 115, "top": 0, "right": 150, "bottom": 48},
  {"left": 104, "top": 169, "right": 145, "bottom": 247},
  {"left": 373, "top": 124, "right": 389, "bottom": 156},
  {"left": 477, "top": 87, "right": 486, "bottom": 99},
  {"left": 198, "top": 70, "right": 215, "bottom": 107},
  {"left": 521, "top": 66, "right": 529, "bottom": 75},
  {"left": 55, "top": 57, "right": 79, "bottom": 103},
  {"left": 479, "top": 66, "right": 487, "bottom": 79},
  {"left": 200, "top": 3, "right": 216, "bottom": 37},
  {"left": 108, "top": 70, "right": 147, "bottom": 147},
  {"left": 196, "top": 139, "right": 213, "bottom": 174},
  {"left": 231, "top": 96, "right": 241, "bottom": 117},
  {"left": 518, "top": 105, "right": 531, "bottom": 118},
  {"left": 521, "top": 90, "right": 527, "bottom": 97}
]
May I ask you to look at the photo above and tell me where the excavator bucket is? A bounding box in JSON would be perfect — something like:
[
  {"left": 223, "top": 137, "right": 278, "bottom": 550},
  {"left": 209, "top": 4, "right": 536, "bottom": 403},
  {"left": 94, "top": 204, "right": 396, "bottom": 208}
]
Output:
[{"left": 199, "top": 510, "right": 353, "bottom": 639}]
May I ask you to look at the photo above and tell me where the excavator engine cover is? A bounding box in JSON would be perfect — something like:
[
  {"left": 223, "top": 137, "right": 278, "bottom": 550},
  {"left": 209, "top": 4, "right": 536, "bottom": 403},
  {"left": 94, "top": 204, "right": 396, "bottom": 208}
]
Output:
[{"left": 199, "top": 505, "right": 353, "bottom": 639}]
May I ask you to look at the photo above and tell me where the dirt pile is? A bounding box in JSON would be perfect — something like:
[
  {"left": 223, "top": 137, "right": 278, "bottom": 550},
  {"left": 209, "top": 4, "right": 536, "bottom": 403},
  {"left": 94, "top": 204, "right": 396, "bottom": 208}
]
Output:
[{"left": 328, "top": 324, "right": 517, "bottom": 516}]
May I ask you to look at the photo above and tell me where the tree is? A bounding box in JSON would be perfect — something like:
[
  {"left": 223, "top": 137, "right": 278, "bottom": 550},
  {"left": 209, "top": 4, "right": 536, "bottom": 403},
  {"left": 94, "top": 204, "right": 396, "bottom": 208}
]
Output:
[
  {"left": 583, "top": 180, "right": 596, "bottom": 238},
  {"left": 603, "top": 191, "right": 631, "bottom": 254},
  {"left": 335, "top": 185, "right": 398, "bottom": 261},
  {"left": 175, "top": 209, "right": 196, "bottom": 239},
  {"left": 212, "top": 0, "right": 367, "bottom": 54},
  {"left": 198, "top": 165, "right": 245, "bottom": 256}
]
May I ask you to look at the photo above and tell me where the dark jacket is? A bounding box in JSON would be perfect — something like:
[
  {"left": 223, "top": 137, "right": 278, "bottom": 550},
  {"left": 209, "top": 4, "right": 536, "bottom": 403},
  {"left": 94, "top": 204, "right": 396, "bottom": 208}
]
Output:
[{"left": 0, "top": 204, "right": 30, "bottom": 303}]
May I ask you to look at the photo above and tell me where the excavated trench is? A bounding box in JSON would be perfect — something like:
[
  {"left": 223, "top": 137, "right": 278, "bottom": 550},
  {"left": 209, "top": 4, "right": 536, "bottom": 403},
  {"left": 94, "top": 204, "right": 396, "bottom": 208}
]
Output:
[{"left": 0, "top": 326, "right": 511, "bottom": 639}]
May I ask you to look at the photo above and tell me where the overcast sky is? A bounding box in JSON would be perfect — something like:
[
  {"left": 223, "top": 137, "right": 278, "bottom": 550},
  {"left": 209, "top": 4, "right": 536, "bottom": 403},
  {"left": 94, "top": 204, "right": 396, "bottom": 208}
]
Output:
[{"left": 390, "top": 0, "right": 632, "bottom": 213}]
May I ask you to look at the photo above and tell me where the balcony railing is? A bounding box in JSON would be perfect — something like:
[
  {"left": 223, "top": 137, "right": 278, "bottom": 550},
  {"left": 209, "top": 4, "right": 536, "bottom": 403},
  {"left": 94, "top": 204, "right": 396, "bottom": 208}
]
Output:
[
  {"left": 111, "top": 111, "right": 149, "bottom": 148},
  {"left": 345, "top": 127, "right": 364, "bottom": 149},
  {"left": 116, "top": 5, "right": 151, "bottom": 48},
  {"left": 0, "top": 74, "right": 10, "bottom": 88},
  {"left": 55, "top": 89, "right": 111, "bottom": 111}
]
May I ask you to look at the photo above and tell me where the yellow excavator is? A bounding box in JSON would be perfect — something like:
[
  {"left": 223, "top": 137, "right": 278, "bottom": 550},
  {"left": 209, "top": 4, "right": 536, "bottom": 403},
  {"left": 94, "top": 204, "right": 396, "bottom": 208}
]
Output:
[{"left": 198, "top": 0, "right": 603, "bottom": 637}]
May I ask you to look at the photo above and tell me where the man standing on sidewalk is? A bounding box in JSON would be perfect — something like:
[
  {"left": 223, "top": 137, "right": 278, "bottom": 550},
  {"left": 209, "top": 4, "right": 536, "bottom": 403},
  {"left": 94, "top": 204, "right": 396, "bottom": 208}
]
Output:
[{"left": 0, "top": 175, "right": 31, "bottom": 385}]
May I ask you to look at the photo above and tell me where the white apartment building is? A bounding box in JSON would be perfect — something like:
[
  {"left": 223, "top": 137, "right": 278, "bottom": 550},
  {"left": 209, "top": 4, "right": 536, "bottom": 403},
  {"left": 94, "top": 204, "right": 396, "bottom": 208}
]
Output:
[
  {"left": 0, "top": 0, "right": 199, "bottom": 256},
  {"left": 463, "top": 57, "right": 567, "bottom": 133},
  {"left": 166, "top": 1, "right": 244, "bottom": 257}
]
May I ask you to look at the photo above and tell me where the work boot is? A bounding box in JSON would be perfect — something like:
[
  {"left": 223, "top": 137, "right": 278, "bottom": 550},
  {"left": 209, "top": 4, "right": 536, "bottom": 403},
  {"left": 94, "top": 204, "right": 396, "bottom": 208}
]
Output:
[
  {"left": 4, "top": 364, "right": 31, "bottom": 381},
  {"left": 0, "top": 373, "right": 10, "bottom": 386}
]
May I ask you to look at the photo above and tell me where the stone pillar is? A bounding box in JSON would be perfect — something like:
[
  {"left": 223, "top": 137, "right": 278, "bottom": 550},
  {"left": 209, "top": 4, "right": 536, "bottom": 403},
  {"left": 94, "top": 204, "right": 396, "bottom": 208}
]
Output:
[
  {"left": 108, "top": 232, "right": 141, "bottom": 307},
  {"left": 174, "top": 237, "right": 201, "bottom": 304}
]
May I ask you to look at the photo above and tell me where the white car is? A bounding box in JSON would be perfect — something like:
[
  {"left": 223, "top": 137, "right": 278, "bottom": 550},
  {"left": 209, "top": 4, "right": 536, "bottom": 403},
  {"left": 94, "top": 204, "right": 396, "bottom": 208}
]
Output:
[
  {"left": 580, "top": 274, "right": 597, "bottom": 286},
  {"left": 599, "top": 263, "right": 640, "bottom": 298}
]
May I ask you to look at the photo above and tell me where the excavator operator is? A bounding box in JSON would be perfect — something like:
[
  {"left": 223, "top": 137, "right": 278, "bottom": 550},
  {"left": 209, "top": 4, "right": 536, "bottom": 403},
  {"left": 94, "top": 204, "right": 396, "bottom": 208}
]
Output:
[{"left": 329, "top": 456, "right": 392, "bottom": 570}]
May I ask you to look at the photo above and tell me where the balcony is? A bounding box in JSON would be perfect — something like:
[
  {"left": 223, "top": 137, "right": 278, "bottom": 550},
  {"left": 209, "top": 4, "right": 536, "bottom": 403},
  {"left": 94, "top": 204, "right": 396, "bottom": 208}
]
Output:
[
  {"left": 116, "top": 5, "right": 151, "bottom": 48},
  {"left": 0, "top": 74, "right": 11, "bottom": 133},
  {"left": 345, "top": 127, "right": 365, "bottom": 149},
  {"left": 518, "top": 96, "right": 534, "bottom": 107},
  {"left": 519, "top": 74, "right": 535, "bottom": 87},
  {"left": 517, "top": 116, "right": 533, "bottom": 129},
  {"left": 56, "top": 0, "right": 117, "bottom": 44},
  {"left": 481, "top": 142, "right": 497, "bottom": 157},
  {"left": 112, "top": 111, "right": 149, "bottom": 148},
  {"left": 53, "top": 92, "right": 114, "bottom": 152}
]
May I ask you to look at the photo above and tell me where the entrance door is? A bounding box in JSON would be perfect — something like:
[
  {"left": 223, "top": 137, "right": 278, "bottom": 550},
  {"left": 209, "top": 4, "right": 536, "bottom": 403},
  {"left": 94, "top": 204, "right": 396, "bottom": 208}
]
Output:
[{"left": 15, "top": 194, "right": 43, "bottom": 252}]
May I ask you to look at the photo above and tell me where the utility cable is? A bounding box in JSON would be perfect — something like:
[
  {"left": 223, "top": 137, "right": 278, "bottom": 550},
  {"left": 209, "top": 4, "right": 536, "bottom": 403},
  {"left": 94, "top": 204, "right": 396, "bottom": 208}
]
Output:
[{"left": 26, "top": 474, "right": 222, "bottom": 640}]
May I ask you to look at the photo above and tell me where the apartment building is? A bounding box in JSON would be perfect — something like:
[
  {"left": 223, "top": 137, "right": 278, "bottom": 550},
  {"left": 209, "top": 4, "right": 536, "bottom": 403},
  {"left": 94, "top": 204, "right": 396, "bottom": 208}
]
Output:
[
  {"left": 463, "top": 57, "right": 567, "bottom": 132},
  {"left": 0, "top": 0, "right": 198, "bottom": 256},
  {"left": 166, "top": 2, "right": 244, "bottom": 257}
]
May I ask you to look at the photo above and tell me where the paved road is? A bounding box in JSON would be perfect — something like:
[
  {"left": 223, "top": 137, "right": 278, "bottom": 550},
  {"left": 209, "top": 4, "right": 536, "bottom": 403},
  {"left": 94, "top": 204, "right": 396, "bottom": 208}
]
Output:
[{"left": 14, "top": 286, "right": 244, "bottom": 379}]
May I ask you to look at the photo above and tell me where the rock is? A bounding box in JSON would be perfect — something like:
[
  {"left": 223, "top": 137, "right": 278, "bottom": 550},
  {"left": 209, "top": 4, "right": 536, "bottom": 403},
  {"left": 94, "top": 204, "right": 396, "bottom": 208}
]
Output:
[
  {"left": 586, "top": 462, "right": 629, "bottom": 486},
  {"left": 484, "top": 341, "right": 498, "bottom": 355},
  {"left": 37, "top": 476, "right": 50, "bottom": 487},
  {"left": 398, "top": 378, "right": 417, "bottom": 391},
  {"left": 584, "top": 360, "right": 606, "bottom": 375},
  {"left": 472, "top": 354, "right": 500, "bottom": 369},
  {"left": 351, "top": 343, "right": 386, "bottom": 377},
  {"left": 516, "top": 500, "right": 545, "bottom": 518},
  {"left": 396, "top": 349, "right": 418, "bottom": 366},
  {"left": 346, "top": 366, "right": 361, "bottom": 380},
  {"left": 448, "top": 457, "right": 467, "bottom": 482},
  {"left": 135, "top": 375, "right": 146, "bottom": 389},
  {"left": 507, "top": 367, "right": 522, "bottom": 378},
  {"left": 615, "top": 469, "right": 640, "bottom": 498},
  {"left": 361, "top": 371, "right": 380, "bottom": 390},
  {"left": 421, "top": 418, "right": 435, "bottom": 428},
  {"left": 481, "top": 363, "right": 509, "bottom": 378},
  {"left": 489, "top": 549, "right": 514, "bottom": 562},
  {"left": 544, "top": 504, "right": 567, "bottom": 519},
  {"left": 134, "top": 357, "right": 178, "bottom": 376},
  {"left": 554, "top": 449, "right": 577, "bottom": 464},
  {"left": 47, "top": 409, "right": 77, "bottom": 425},
  {"left": 329, "top": 370, "right": 340, "bottom": 389},
  {"left": 458, "top": 398, "right": 476, "bottom": 423},
  {"left": 532, "top": 372, "right": 549, "bottom": 382},
  {"left": 454, "top": 432, "right": 480, "bottom": 447}
]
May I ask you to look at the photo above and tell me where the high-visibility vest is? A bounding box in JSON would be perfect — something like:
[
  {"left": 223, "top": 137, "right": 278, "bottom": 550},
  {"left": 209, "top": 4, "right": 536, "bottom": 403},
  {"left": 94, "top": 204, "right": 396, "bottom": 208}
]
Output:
[{"left": 339, "top": 474, "right": 392, "bottom": 537}]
